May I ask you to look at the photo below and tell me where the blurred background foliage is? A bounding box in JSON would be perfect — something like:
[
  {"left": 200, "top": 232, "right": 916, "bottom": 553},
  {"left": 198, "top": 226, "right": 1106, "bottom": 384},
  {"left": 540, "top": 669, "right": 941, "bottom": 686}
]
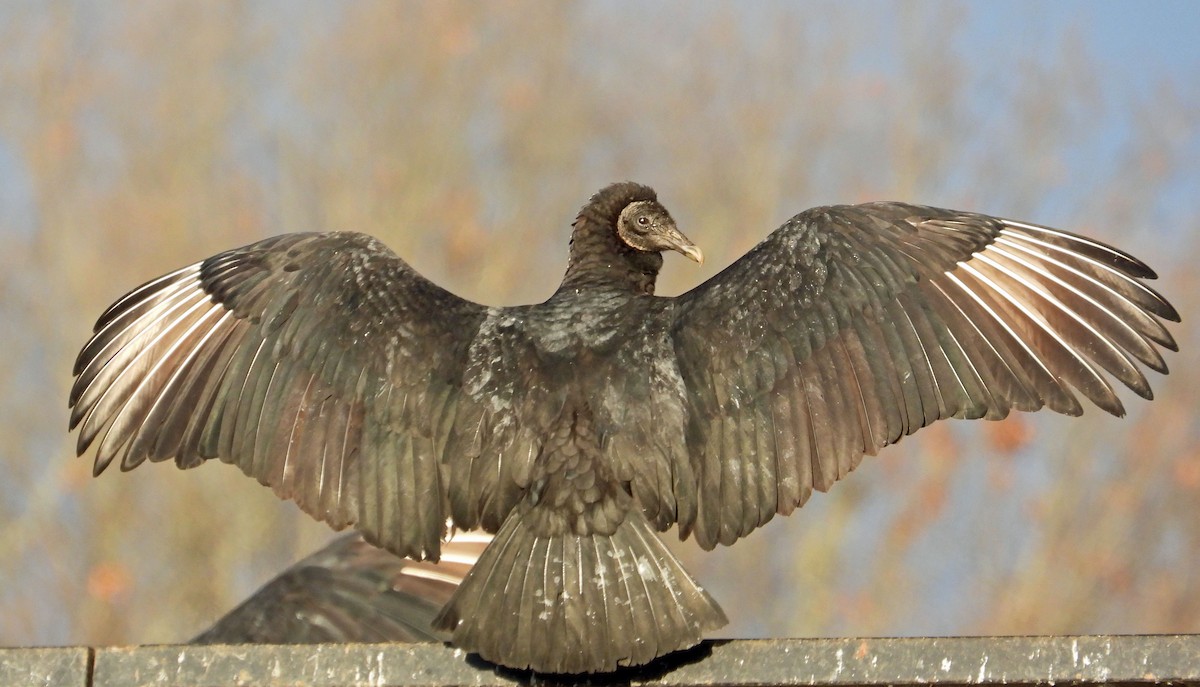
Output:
[{"left": 0, "top": 1, "right": 1198, "bottom": 646}]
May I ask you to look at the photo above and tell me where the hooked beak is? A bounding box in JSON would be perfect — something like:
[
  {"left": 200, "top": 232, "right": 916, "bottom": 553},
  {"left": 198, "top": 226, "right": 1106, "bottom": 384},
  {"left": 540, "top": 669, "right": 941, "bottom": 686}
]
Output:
[
  {"left": 676, "top": 242, "right": 704, "bottom": 265},
  {"left": 661, "top": 226, "right": 704, "bottom": 265}
]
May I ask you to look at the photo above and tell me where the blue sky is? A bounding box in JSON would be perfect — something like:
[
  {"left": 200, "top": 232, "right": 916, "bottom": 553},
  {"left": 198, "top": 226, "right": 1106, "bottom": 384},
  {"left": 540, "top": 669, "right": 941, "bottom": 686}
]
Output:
[{"left": 968, "top": 1, "right": 1199, "bottom": 89}]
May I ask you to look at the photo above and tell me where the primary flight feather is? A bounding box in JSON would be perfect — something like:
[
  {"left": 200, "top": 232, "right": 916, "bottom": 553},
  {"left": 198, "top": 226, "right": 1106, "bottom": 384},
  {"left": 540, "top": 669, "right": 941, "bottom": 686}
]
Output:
[{"left": 70, "top": 181, "right": 1178, "bottom": 673}]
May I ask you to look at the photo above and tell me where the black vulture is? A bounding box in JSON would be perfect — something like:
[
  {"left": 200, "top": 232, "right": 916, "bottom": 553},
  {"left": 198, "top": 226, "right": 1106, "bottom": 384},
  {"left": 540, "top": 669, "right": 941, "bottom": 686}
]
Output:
[
  {"left": 70, "top": 181, "right": 1178, "bottom": 673},
  {"left": 192, "top": 532, "right": 488, "bottom": 644}
]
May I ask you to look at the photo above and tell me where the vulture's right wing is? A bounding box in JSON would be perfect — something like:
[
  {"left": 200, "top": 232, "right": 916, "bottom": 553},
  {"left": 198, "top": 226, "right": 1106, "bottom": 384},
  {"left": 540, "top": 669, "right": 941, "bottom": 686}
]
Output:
[{"left": 669, "top": 203, "right": 1178, "bottom": 549}]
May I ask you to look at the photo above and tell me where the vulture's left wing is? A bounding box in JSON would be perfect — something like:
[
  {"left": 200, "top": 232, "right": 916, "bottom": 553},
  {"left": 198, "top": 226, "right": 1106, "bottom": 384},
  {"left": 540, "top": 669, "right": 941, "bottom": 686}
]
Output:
[{"left": 70, "top": 232, "right": 488, "bottom": 560}]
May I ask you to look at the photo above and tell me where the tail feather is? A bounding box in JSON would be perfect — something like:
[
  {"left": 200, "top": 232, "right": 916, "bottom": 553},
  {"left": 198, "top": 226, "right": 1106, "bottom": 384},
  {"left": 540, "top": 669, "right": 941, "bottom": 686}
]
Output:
[{"left": 433, "top": 505, "right": 727, "bottom": 674}]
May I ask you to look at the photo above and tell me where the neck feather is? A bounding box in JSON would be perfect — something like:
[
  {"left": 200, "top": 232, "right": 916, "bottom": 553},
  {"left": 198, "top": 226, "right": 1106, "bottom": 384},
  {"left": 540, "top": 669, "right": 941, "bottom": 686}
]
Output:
[{"left": 558, "top": 217, "right": 662, "bottom": 295}]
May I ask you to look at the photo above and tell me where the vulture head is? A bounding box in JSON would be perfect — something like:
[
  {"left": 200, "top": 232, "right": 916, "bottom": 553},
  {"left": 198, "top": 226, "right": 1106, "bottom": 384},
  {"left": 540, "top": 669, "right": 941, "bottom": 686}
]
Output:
[
  {"left": 565, "top": 181, "right": 702, "bottom": 293},
  {"left": 616, "top": 199, "right": 703, "bottom": 264}
]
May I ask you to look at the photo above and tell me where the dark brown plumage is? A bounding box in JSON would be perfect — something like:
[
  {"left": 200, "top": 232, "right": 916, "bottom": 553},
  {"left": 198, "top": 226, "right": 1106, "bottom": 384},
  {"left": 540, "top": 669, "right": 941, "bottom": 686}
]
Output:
[
  {"left": 192, "top": 532, "right": 488, "bottom": 645},
  {"left": 70, "top": 181, "right": 1178, "bottom": 673}
]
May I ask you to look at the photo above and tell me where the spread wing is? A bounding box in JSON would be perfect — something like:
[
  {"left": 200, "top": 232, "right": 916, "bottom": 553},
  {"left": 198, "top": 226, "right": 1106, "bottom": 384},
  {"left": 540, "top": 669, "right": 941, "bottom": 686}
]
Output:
[
  {"left": 191, "top": 532, "right": 489, "bottom": 644},
  {"left": 670, "top": 203, "right": 1179, "bottom": 549},
  {"left": 70, "top": 232, "right": 488, "bottom": 560}
]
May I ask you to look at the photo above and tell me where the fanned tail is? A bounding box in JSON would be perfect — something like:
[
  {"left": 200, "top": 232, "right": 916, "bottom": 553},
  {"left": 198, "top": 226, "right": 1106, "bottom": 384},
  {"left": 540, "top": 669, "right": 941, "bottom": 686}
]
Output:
[{"left": 432, "top": 504, "right": 727, "bottom": 674}]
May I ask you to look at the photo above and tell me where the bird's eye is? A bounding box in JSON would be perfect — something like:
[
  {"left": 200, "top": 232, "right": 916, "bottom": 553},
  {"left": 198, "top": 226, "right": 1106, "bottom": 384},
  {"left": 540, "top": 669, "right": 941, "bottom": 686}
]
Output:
[{"left": 637, "top": 216, "right": 650, "bottom": 227}]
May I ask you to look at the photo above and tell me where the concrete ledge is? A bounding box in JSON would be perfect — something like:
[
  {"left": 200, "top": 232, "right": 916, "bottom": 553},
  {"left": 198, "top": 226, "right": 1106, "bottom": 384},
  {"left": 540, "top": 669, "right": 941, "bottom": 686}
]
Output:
[
  {"left": 2, "top": 635, "right": 1197, "bottom": 686},
  {"left": 0, "top": 646, "right": 90, "bottom": 687}
]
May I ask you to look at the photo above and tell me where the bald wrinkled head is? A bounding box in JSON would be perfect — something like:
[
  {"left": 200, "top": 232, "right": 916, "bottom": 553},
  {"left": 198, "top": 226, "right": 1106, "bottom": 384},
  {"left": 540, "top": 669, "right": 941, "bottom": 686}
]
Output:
[{"left": 616, "top": 200, "right": 703, "bottom": 264}]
